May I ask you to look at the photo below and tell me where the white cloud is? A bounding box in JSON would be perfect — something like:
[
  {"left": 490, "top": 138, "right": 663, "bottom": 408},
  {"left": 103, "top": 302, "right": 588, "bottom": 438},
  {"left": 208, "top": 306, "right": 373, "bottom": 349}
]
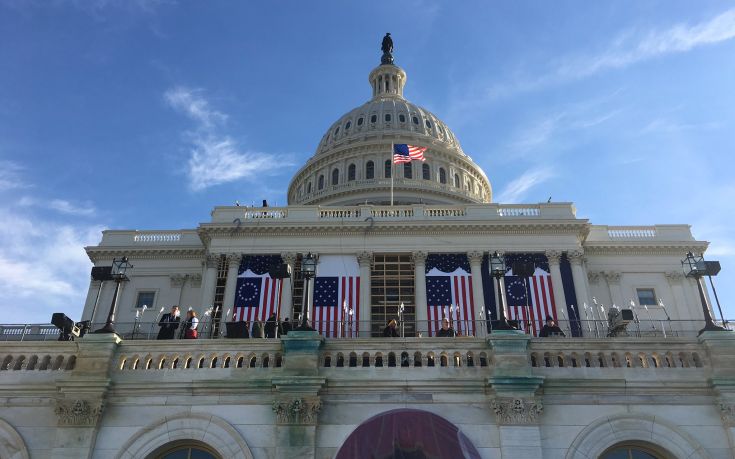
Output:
[
  {"left": 0, "top": 208, "right": 103, "bottom": 323},
  {"left": 165, "top": 86, "right": 283, "bottom": 191},
  {"left": 19, "top": 196, "right": 96, "bottom": 216},
  {"left": 0, "top": 160, "right": 27, "bottom": 191},
  {"left": 495, "top": 168, "right": 555, "bottom": 203},
  {"left": 640, "top": 118, "right": 722, "bottom": 134}
]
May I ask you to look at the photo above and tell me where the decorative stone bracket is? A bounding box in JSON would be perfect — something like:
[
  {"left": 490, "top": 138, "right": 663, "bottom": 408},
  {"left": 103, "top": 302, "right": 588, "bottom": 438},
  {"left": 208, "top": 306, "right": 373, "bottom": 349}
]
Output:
[
  {"left": 272, "top": 397, "right": 322, "bottom": 425},
  {"left": 54, "top": 399, "right": 105, "bottom": 426},
  {"left": 491, "top": 397, "right": 543, "bottom": 425}
]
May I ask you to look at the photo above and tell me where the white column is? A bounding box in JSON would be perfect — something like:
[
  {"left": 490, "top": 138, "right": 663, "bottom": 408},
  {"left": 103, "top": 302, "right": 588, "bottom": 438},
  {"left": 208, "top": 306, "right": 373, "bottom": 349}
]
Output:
[
  {"left": 169, "top": 274, "right": 186, "bottom": 306},
  {"left": 413, "top": 251, "right": 428, "bottom": 337},
  {"left": 605, "top": 272, "right": 624, "bottom": 307},
  {"left": 200, "top": 254, "right": 219, "bottom": 309},
  {"left": 357, "top": 251, "right": 372, "bottom": 337},
  {"left": 280, "top": 252, "right": 297, "bottom": 320},
  {"left": 568, "top": 250, "right": 590, "bottom": 308},
  {"left": 467, "top": 251, "right": 485, "bottom": 336},
  {"left": 219, "top": 254, "right": 241, "bottom": 332},
  {"left": 545, "top": 250, "right": 567, "bottom": 313},
  {"left": 82, "top": 280, "right": 102, "bottom": 322}
]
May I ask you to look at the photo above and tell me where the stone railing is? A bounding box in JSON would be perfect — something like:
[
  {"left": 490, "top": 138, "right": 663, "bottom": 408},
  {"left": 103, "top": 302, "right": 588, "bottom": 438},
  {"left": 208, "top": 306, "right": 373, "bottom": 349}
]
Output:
[
  {"left": 586, "top": 225, "right": 696, "bottom": 242},
  {"left": 497, "top": 206, "right": 541, "bottom": 217},
  {"left": 528, "top": 337, "right": 705, "bottom": 369},
  {"left": 243, "top": 209, "right": 288, "bottom": 219},
  {"left": 133, "top": 233, "right": 182, "bottom": 243},
  {"left": 98, "top": 229, "right": 203, "bottom": 247},
  {"left": 607, "top": 227, "right": 657, "bottom": 239},
  {"left": 0, "top": 342, "right": 78, "bottom": 371}
]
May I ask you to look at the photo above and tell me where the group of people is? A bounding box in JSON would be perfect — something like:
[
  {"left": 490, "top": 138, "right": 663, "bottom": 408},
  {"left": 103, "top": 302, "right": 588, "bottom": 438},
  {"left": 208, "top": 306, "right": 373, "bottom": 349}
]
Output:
[
  {"left": 156, "top": 306, "right": 200, "bottom": 340},
  {"left": 380, "top": 315, "right": 566, "bottom": 338}
]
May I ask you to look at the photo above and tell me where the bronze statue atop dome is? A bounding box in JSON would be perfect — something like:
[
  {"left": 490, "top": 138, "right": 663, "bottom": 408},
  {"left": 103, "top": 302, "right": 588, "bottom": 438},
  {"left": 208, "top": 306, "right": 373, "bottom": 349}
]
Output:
[{"left": 381, "top": 33, "right": 394, "bottom": 65}]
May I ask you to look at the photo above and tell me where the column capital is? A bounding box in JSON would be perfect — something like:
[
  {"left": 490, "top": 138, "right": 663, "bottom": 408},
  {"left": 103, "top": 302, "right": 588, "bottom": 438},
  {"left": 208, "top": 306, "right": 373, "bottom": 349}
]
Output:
[
  {"left": 226, "top": 253, "right": 242, "bottom": 266},
  {"left": 587, "top": 271, "right": 602, "bottom": 283},
  {"left": 411, "top": 251, "right": 428, "bottom": 264},
  {"left": 567, "top": 250, "right": 584, "bottom": 264},
  {"left": 604, "top": 271, "right": 622, "bottom": 284},
  {"left": 170, "top": 274, "right": 187, "bottom": 288},
  {"left": 665, "top": 271, "right": 685, "bottom": 282},
  {"left": 356, "top": 251, "right": 373, "bottom": 267},
  {"left": 190, "top": 273, "right": 202, "bottom": 288},
  {"left": 545, "top": 250, "right": 562, "bottom": 264},
  {"left": 54, "top": 398, "right": 105, "bottom": 426},
  {"left": 203, "top": 254, "right": 220, "bottom": 269},
  {"left": 281, "top": 252, "right": 298, "bottom": 266},
  {"left": 467, "top": 251, "right": 484, "bottom": 264},
  {"left": 272, "top": 396, "right": 322, "bottom": 425}
]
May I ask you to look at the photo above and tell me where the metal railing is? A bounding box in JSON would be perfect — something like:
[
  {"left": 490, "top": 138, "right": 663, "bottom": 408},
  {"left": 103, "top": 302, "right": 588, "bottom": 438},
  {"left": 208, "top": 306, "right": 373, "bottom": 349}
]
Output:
[{"left": 2, "top": 318, "right": 730, "bottom": 342}]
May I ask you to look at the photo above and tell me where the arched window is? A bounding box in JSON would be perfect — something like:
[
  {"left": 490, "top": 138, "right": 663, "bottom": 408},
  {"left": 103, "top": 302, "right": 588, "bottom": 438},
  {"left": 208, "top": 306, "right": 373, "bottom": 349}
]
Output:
[
  {"left": 399, "top": 114, "right": 406, "bottom": 123},
  {"left": 403, "top": 163, "right": 412, "bottom": 179},
  {"left": 384, "top": 160, "right": 392, "bottom": 178},
  {"left": 366, "top": 161, "right": 375, "bottom": 179},
  {"left": 151, "top": 441, "right": 220, "bottom": 459},
  {"left": 318, "top": 175, "right": 324, "bottom": 190},
  {"left": 426, "top": 119, "right": 432, "bottom": 129},
  {"left": 600, "top": 443, "right": 669, "bottom": 459},
  {"left": 348, "top": 164, "right": 356, "bottom": 181},
  {"left": 412, "top": 116, "right": 419, "bottom": 125},
  {"left": 345, "top": 121, "right": 351, "bottom": 130},
  {"left": 357, "top": 117, "right": 364, "bottom": 126},
  {"left": 335, "top": 127, "right": 340, "bottom": 136},
  {"left": 307, "top": 182, "right": 312, "bottom": 193},
  {"left": 331, "top": 169, "right": 339, "bottom": 185},
  {"left": 385, "top": 113, "right": 392, "bottom": 122},
  {"left": 454, "top": 174, "right": 460, "bottom": 188},
  {"left": 439, "top": 168, "right": 447, "bottom": 184},
  {"left": 422, "top": 163, "right": 430, "bottom": 180},
  {"left": 371, "top": 114, "right": 377, "bottom": 123}
]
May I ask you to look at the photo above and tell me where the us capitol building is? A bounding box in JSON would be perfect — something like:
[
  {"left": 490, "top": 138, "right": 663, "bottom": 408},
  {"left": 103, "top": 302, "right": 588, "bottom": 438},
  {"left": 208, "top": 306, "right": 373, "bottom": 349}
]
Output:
[{"left": 0, "top": 38, "right": 733, "bottom": 459}]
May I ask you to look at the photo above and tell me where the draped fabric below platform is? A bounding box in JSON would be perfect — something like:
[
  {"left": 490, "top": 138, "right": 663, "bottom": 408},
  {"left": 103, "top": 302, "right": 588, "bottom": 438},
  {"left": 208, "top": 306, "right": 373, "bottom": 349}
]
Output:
[{"left": 335, "top": 408, "right": 481, "bottom": 459}]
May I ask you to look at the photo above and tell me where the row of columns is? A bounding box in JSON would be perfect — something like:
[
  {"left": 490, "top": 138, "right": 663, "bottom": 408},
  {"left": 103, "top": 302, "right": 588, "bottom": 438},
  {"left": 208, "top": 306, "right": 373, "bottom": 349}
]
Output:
[{"left": 201, "top": 249, "right": 591, "bottom": 334}]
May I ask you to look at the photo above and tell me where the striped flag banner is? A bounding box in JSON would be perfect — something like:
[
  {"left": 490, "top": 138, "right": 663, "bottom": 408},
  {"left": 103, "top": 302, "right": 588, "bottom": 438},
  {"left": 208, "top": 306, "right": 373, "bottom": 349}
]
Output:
[
  {"left": 425, "top": 254, "right": 476, "bottom": 337},
  {"left": 505, "top": 267, "right": 557, "bottom": 336},
  {"left": 233, "top": 255, "right": 283, "bottom": 333},
  {"left": 312, "top": 255, "right": 360, "bottom": 337}
]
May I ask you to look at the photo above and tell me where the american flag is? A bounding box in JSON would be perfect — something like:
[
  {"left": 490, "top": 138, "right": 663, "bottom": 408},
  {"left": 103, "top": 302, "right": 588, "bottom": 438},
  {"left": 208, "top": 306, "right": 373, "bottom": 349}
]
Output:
[
  {"left": 425, "top": 254, "right": 476, "bottom": 337},
  {"left": 312, "top": 255, "right": 360, "bottom": 337},
  {"left": 393, "top": 144, "right": 427, "bottom": 163},
  {"left": 233, "top": 255, "right": 283, "bottom": 332},
  {"left": 503, "top": 253, "right": 558, "bottom": 336}
]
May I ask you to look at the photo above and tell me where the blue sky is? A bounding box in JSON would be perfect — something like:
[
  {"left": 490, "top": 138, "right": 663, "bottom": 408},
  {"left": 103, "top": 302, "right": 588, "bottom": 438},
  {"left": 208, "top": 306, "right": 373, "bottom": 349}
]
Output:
[{"left": 1, "top": 1, "right": 734, "bottom": 324}]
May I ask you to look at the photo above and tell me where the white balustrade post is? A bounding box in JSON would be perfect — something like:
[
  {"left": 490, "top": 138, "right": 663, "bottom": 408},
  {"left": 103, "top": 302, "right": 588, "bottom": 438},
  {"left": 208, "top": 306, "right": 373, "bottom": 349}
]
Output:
[
  {"left": 413, "top": 251, "right": 428, "bottom": 337},
  {"left": 468, "top": 251, "right": 486, "bottom": 336},
  {"left": 357, "top": 251, "right": 373, "bottom": 337}
]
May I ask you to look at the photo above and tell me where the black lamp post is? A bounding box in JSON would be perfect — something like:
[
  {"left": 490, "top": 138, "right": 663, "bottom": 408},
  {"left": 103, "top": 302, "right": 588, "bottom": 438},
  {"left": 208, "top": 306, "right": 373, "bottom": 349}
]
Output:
[
  {"left": 95, "top": 256, "right": 133, "bottom": 334},
  {"left": 681, "top": 252, "right": 726, "bottom": 334},
  {"left": 297, "top": 252, "right": 317, "bottom": 330},
  {"left": 490, "top": 251, "right": 514, "bottom": 331}
]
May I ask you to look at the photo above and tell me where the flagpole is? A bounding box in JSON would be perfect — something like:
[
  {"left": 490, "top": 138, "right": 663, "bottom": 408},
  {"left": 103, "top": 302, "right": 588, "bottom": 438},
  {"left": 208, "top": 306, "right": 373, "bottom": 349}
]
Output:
[{"left": 390, "top": 143, "right": 394, "bottom": 206}]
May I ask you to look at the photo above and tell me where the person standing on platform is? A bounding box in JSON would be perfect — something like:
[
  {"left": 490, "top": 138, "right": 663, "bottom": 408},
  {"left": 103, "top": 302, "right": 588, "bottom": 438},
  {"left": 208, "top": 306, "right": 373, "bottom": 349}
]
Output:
[
  {"left": 281, "top": 317, "right": 292, "bottom": 335},
  {"left": 183, "top": 309, "right": 199, "bottom": 339},
  {"left": 383, "top": 319, "right": 399, "bottom": 337},
  {"left": 437, "top": 318, "right": 457, "bottom": 337},
  {"left": 265, "top": 313, "right": 279, "bottom": 338},
  {"left": 539, "top": 316, "right": 565, "bottom": 337},
  {"left": 157, "top": 306, "right": 180, "bottom": 340}
]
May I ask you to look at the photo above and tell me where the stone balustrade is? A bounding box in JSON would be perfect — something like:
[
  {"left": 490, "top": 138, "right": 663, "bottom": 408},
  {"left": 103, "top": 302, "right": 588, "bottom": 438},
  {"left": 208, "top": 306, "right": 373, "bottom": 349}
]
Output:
[{"left": 0, "top": 341, "right": 78, "bottom": 371}]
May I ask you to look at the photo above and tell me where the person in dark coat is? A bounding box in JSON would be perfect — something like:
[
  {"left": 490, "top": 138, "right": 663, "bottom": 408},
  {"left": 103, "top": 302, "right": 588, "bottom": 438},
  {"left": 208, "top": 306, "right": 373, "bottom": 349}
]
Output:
[
  {"left": 281, "top": 317, "right": 292, "bottom": 336},
  {"left": 157, "top": 306, "right": 180, "bottom": 340},
  {"left": 437, "top": 318, "right": 456, "bottom": 337},
  {"left": 539, "top": 316, "right": 565, "bottom": 337},
  {"left": 264, "top": 313, "right": 279, "bottom": 338},
  {"left": 383, "top": 319, "right": 399, "bottom": 337}
]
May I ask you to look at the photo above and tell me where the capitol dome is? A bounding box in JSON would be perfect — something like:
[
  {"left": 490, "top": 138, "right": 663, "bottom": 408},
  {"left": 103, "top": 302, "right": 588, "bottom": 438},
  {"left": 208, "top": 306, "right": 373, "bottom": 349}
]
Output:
[{"left": 287, "top": 50, "right": 492, "bottom": 206}]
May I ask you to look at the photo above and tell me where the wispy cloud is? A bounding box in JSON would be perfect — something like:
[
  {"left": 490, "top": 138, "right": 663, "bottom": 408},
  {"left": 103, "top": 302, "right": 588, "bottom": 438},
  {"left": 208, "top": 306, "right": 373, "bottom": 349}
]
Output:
[
  {"left": 19, "top": 196, "right": 96, "bottom": 216},
  {"left": 640, "top": 118, "right": 722, "bottom": 134},
  {"left": 495, "top": 168, "right": 554, "bottom": 203},
  {"left": 0, "top": 160, "right": 27, "bottom": 191},
  {"left": 461, "top": 8, "right": 735, "bottom": 107},
  {"left": 164, "top": 86, "right": 283, "bottom": 191}
]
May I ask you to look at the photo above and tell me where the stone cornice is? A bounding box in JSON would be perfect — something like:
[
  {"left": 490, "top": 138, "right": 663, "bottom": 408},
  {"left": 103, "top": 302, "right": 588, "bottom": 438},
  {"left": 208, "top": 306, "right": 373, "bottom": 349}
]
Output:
[
  {"left": 85, "top": 247, "right": 205, "bottom": 262},
  {"left": 583, "top": 242, "right": 709, "bottom": 256}
]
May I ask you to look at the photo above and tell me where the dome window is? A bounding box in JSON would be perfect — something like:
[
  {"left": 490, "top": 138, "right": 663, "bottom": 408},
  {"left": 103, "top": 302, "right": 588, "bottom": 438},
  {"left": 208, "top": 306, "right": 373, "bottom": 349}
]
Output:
[
  {"left": 335, "top": 127, "right": 340, "bottom": 136},
  {"left": 366, "top": 161, "right": 375, "bottom": 179},
  {"left": 425, "top": 120, "right": 432, "bottom": 129},
  {"left": 385, "top": 113, "right": 391, "bottom": 122},
  {"left": 307, "top": 182, "right": 312, "bottom": 193},
  {"left": 384, "top": 160, "right": 392, "bottom": 178},
  {"left": 399, "top": 114, "right": 406, "bottom": 123},
  {"left": 454, "top": 174, "right": 460, "bottom": 188},
  {"left": 371, "top": 115, "right": 377, "bottom": 123},
  {"left": 422, "top": 163, "right": 431, "bottom": 180},
  {"left": 412, "top": 116, "right": 419, "bottom": 125},
  {"left": 318, "top": 175, "right": 325, "bottom": 190},
  {"left": 345, "top": 121, "right": 351, "bottom": 130},
  {"left": 332, "top": 169, "right": 339, "bottom": 186},
  {"left": 439, "top": 168, "right": 447, "bottom": 184},
  {"left": 357, "top": 117, "right": 364, "bottom": 126},
  {"left": 348, "top": 164, "right": 356, "bottom": 181},
  {"left": 403, "top": 163, "right": 412, "bottom": 179}
]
